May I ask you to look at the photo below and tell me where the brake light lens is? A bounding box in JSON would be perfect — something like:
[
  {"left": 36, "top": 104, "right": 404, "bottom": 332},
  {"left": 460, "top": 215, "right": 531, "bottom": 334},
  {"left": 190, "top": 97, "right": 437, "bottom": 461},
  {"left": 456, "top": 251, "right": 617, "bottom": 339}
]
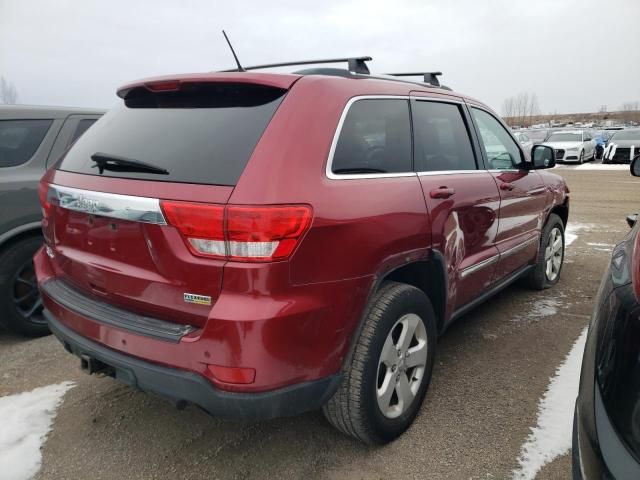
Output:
[
  {"left": 38, "top": 181, "right": 52, "bottom": 220},
  {"left": 160, "top": 201, "right": 312, "bottom": 262},
  {"left": 145, "top": 80, "right": 181, "bottom": 92}
]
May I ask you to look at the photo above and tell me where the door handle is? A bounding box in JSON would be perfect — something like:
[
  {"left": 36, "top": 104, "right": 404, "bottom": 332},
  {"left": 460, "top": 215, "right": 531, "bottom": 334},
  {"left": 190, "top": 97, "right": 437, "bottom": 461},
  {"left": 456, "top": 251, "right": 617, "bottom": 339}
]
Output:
[
  {"left": 430, "top": 187, "right": 455, "bottom": 199},
  {"left": 500, "top": 182, "right": 515, "bottom": 191}
]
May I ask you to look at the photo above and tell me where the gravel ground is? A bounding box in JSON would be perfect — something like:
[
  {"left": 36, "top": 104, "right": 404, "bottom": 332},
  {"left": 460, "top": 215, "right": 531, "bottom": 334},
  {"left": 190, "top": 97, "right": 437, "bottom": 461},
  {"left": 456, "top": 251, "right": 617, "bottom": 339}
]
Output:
[{"left": 1, "top": 164, "right": 637, "bottom": 479}]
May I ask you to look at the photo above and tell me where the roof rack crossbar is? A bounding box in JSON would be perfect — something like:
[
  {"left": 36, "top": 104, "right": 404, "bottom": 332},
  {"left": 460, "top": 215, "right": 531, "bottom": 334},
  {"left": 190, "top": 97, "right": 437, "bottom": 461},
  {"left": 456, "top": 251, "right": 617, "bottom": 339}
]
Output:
[
  {"left": 221, "top": 56, "right": 372, "bottom": 75},
  {"left": 386, "top": 71, "right": 443, "bottom": 87}
]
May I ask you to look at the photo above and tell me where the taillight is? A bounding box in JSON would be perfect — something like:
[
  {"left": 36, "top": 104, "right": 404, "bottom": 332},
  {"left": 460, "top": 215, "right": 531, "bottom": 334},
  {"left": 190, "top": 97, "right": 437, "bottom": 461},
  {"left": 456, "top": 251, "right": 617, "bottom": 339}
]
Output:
[
  {"left": 38, "top": 181, "right": 51, "bottom": 220},
  {"left": 160, "top": 201, "right": 312, "bottom": 262},
  {"left": 161, "top": 201, "right": 225, "bottom": 258}
]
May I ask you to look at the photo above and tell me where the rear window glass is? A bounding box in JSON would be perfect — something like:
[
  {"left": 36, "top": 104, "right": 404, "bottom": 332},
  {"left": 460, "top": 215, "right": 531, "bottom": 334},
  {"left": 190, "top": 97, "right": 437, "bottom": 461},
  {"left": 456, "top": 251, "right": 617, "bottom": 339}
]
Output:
[
  {"left": 0, "top": 119, "right": 53, "bottom": 167},
  {"left": 332, "top": 99, "right": 412, "bottom": 174},
  {"left": 413, "top": 101, "right": 477, "bottom": 171},
  {"left": 59, "top": 83, "right": 286, "bottom": 186}
]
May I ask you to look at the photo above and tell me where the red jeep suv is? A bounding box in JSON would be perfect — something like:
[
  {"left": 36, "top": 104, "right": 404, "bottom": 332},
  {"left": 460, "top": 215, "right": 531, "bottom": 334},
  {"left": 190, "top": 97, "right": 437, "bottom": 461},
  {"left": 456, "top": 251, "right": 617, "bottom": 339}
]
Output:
[{"left": 36, "top": 58, "right": 569, "bottom": 444}]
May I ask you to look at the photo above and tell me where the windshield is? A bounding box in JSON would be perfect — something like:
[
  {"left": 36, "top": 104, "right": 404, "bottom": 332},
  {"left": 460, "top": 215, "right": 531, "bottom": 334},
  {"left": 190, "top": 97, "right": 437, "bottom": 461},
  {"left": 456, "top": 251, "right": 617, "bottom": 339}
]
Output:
[
  {"left": 547, "top": 132, "right": 582, "bottom": 142},
  {"left": 610, "top": 130, "right": 640, "bottom": 141}
]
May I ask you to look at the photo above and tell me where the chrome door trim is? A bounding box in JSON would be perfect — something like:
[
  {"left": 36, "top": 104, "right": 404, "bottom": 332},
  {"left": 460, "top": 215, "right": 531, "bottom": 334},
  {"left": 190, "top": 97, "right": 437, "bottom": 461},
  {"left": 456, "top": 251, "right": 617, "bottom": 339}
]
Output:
[
  {"left": 500, "top": 236, "right": 539, "bottom": 259},
  {"left": 460, "top": 254, "right": 499, "bottom": 279},
  {"left": 48, "top": 184, "right": 167, "bottom": 225},
  {"left": 417, "top": 170, "right": 483, "bottom": 176},
  {"left": 325, "top": 95, "right": 415, "bottom": 180}
]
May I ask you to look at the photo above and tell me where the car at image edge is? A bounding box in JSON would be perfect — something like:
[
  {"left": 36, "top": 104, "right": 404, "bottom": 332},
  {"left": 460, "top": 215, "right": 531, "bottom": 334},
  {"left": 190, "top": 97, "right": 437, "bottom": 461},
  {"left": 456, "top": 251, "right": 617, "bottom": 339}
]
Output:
[
  {"left": 35, "top": 60, "right": 569, "bottom": 444},
  {"left": 602, "top": 129, "right": 640, "bottom": 164},
  {"left": 573, "top": 154, "right": 640, "bottom": 479},
  {"left": 0, "top": 105, "right": 103, "bottom": 336}
]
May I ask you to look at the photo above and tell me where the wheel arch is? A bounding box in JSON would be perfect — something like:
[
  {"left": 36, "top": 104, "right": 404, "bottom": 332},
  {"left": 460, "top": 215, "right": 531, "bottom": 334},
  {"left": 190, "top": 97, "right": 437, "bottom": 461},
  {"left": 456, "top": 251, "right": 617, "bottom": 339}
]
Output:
[
  {"left": 548, "top": 199, "right": 569, "bottom": 229},
  {"left": 0, "top": 223, "right": 43, "bottom": 254},
  {"left": 379, "top": 255, "right": 447, "bottom": 333}
]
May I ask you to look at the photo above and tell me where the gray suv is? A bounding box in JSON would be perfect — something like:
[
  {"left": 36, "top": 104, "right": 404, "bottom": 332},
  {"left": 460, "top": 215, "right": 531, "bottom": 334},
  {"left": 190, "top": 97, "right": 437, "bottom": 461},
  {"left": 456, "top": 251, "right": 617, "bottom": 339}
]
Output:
[{"left": 1, "top": 105, "right": 103, "bottom": 336}]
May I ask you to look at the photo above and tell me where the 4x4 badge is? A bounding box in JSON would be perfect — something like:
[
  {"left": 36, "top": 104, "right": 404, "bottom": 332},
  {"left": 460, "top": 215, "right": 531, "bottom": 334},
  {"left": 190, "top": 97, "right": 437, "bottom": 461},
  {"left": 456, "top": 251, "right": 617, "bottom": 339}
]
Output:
[{"left": 183, "top": 293, "right": 211, "bottom": 306}]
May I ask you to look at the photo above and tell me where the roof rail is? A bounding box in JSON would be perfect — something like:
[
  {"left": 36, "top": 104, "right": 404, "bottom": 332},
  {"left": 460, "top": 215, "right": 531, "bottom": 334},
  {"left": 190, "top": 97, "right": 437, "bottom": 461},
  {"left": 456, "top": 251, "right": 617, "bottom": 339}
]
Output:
[
  {"left": 385, "top": 72, "right": 442, "bottom": 87},
  {"left": 221, "top": 56, "right": 372, "bottom": 75}
]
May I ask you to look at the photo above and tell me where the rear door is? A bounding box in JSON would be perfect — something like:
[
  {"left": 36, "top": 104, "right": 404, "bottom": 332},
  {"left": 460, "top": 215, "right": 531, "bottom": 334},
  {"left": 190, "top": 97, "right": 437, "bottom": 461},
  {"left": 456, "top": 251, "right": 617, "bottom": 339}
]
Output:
[
  {"left": 411, "top": 95, "right": 501, "bottom": 314},
  {"left": 44, "top": 82, "right": 289, "bottom": 327},
  {"left": 468, "top": 106, "right": 547, "bottom": 281}
]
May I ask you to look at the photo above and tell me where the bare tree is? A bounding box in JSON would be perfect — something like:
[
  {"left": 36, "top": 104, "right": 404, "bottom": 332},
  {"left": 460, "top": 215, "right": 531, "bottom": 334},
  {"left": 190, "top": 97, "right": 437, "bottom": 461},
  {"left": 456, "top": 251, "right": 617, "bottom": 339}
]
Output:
[
  {"left": 502, "top": 97, "right": 515, "bottom": 119},
  {"left": 621, "top": 101, "right": 640, "bottom": 124},
  {"left": 501, "top": 91, "right": 542, "bottom": 126},
  {"left": 0, "top": 76, "right": 19, "bottom": 104}
]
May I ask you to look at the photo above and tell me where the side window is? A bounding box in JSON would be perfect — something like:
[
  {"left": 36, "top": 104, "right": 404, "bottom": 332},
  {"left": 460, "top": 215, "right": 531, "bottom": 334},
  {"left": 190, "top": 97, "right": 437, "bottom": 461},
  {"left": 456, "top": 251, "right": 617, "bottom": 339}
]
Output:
[
  {"left": 413, "top": 101, "right": 477, "bottom": 172},
  {"left": 0, "top": 119, "right": 53, "bottom": 168},
  {"left": 68, "top": 118, "right": 97, "bottom": 147},
  {"left": 471, "top": 108, "right": 524, "bottom": 170},
  {"left": 332, "top": 99, "right": 411, "bottom": 174}
]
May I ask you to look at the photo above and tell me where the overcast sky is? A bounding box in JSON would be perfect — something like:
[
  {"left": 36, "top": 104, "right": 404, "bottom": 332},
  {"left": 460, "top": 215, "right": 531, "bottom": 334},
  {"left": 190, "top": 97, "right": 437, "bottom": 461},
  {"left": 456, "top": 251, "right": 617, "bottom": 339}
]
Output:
[{"left": 1, "top": 0, "right": 639, "bottom": 115}]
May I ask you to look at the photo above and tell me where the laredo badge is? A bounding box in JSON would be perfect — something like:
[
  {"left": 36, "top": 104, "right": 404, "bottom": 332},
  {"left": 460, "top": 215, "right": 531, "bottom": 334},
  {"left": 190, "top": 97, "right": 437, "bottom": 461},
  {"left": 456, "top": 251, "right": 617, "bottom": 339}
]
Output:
[{"left": 183, "top": 293, "right": 212, "bottom": 306}]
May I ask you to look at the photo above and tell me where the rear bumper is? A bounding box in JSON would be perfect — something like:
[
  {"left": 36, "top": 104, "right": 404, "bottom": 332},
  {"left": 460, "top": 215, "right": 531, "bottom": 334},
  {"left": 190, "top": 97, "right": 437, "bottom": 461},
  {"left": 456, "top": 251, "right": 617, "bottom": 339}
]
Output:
[{"left": 47, "top": 309, "right": 341, "bottom": 420}]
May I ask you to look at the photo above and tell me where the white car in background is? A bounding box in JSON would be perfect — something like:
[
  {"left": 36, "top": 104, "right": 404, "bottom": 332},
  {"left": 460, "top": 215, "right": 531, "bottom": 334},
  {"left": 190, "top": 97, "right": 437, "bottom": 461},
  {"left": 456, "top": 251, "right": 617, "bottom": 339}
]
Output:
[{"left": 543, "top": 130, "right": 596, "bottom": 163}]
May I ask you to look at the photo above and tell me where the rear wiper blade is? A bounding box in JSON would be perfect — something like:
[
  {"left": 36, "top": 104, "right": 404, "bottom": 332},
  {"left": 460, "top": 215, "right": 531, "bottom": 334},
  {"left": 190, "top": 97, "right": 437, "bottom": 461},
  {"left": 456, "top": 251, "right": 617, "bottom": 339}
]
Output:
[
  {"left": 333, "top": 167, "right": 388, "bottom": 174},
  {"left": 91, "top": 152, "right": 169, "bottom": 175}
]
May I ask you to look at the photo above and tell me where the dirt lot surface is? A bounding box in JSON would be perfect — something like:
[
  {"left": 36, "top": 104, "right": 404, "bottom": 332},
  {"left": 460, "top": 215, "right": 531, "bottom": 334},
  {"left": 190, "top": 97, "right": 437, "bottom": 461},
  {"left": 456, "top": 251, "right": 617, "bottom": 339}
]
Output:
[{"left": 1, "top": 164, "right": 637, "bottom": 479}]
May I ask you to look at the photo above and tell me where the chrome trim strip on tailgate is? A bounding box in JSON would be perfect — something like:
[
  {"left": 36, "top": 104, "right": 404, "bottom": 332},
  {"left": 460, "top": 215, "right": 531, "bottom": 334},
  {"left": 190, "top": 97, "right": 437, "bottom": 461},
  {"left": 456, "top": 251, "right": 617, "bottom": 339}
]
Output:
[{"left": 48, "top": 184, "right": 167, "bottom": 225}]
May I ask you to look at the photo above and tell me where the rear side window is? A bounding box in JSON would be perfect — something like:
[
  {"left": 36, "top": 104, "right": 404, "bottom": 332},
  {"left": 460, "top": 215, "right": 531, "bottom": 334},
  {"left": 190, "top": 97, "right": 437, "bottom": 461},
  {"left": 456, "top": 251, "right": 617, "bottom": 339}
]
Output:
[
  {"left": 0, "top": 119, "right": 52, "bottom": 167},
  {"left": 68, "top": 118, "right": 97, "bottom": 146},
  {"left": 59, "top": 83, "right": 286, "bottom": 186},
  {"left": 412, "top": 101, "right": 477, "bottom": 171},
  {"left": 332, "top": 99, "right": 411, "bottom": 174}
]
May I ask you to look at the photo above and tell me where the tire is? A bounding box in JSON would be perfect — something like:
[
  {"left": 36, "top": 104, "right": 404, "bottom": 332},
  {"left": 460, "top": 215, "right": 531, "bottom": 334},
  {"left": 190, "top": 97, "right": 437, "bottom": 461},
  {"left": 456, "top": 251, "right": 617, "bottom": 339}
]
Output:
[
  {"left": 323, "top": 281, "right": 437, "bottom": 444},
  {"left": 578, "top": 151, "right": 584, "bottom": 164},
  {"left": 527, "top": 213, "right": 565, "bottom": 290},
  {"left": 572, "top": 408, "right": 583, "bottom": 480},
  {"left": 0, "top": 236, "right": 50, "bottom": 337}
]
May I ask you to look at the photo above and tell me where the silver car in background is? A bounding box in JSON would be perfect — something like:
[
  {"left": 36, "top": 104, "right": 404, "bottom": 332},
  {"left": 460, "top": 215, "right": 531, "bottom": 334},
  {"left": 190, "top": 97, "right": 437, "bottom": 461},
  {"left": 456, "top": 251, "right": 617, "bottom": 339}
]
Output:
[{"left": 543, "top": 130, "right": 596, "bottom": 163}]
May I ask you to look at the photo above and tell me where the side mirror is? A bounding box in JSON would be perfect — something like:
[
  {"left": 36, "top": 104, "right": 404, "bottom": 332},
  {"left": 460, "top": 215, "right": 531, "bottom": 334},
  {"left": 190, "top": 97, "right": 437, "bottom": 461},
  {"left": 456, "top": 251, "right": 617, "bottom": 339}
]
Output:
[
  {"left": 627, "top": 214, "right": 638, "bottom": 229},
  {"left": 531, "top": 145, "right": 556, "bottom": 169},
  {"left": 631, "top": 155, "right": 640, "bottom": 177}
]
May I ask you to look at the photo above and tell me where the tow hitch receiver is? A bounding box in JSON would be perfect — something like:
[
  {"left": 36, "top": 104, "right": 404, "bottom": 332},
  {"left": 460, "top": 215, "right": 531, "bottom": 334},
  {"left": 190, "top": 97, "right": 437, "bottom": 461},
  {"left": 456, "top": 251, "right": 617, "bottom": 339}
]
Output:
[{"left": 80, "top": 354, "right": 114, "bottom": 376}]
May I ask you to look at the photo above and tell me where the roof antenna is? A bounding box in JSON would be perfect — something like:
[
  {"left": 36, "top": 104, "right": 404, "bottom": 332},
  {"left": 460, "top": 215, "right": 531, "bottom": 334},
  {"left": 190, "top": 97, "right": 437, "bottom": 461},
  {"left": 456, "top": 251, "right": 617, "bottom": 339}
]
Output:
[{"left": 222, "top": 30, "right": 245, "bottom": 72}]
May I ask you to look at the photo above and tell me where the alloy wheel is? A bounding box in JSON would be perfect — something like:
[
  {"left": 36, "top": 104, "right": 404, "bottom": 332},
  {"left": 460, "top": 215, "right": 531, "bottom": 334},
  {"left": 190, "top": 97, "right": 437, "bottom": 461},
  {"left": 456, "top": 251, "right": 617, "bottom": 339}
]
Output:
[
  {"left": 12, "top": 260, "right": 45, "bottom": 324},
  {"left": 376, "top": 313, "right": 428, "bottom": 419},
  {"left": 544, "top": 227, "right": 563, "bottom": 282}
]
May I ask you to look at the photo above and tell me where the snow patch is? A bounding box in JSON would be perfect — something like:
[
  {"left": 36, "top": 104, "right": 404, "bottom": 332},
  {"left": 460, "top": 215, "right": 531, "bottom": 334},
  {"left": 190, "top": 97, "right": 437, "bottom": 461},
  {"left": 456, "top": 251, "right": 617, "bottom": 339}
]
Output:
[
  {"left": 574, "top": 163, "right": 630, "bottom": 171},
  {"left": 0, "top": 382, "right": 74, "bottom": 480},
  {"left": 565, "top": 223, "right": 593, "bottom": 247},
  {"left": 512, "top": 327, "right": 588, "bottom": 480}
]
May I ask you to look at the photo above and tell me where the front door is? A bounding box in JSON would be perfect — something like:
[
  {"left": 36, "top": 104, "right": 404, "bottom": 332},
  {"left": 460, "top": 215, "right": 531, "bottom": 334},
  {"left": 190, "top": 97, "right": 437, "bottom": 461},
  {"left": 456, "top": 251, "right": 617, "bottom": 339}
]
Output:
[{"left": 469, "top": 107, "right": 548, "bottom": 280}]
